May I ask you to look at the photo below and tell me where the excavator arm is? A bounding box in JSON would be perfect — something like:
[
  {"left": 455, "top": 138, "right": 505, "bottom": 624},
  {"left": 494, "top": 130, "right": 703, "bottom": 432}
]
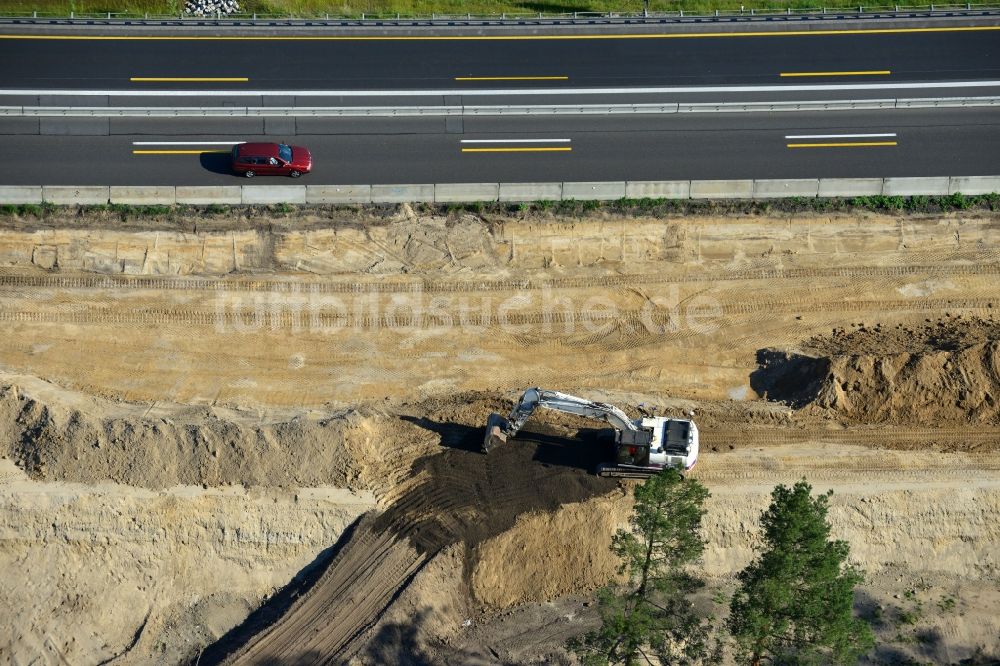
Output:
[{"left": 483, "top": 388, "right": 647, "bottom": 453}]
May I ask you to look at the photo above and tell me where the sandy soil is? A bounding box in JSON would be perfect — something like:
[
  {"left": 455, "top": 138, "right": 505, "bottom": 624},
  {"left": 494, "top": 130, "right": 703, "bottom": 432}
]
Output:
[{"left": 0, "top": 207, "right": 998, "bottom": 664}]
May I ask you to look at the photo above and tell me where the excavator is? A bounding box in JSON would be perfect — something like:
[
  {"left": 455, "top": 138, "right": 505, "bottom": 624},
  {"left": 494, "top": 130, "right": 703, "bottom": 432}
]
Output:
[{"left": 483, "top": 388, "right": 698, "bottom": 478}]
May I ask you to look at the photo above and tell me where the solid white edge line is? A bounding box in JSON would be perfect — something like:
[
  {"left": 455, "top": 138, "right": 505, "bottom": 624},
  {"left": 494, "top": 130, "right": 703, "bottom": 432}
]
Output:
[
  {"left": 132, "top": 141, "right": 246, "bottom": 145},
  {"left": 6, "top": 80, "right": 1000, "bottom": 97},
  {"left": 459, "top": 139, "right": 572, "bottom": 143},
  {"left": 784, "top": 133, "right": 897, "bottom": 139}
]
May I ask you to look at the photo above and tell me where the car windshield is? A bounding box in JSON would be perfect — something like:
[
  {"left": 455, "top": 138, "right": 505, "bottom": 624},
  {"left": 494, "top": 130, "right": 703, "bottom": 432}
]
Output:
[{"left": 278, "top": 144, "right": 292, "bottom": 162}]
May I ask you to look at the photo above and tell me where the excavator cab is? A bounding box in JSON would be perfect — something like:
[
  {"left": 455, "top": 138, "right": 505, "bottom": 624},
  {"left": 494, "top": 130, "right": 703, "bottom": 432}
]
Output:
[{"left": 613, "top": 441, "right": 652, "bottom": 467}]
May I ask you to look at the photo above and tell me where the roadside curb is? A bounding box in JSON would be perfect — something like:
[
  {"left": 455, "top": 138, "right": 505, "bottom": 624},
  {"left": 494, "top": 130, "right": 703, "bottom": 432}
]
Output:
[{"left": 2, "top": 177, "right": 999, "bottom": 205}]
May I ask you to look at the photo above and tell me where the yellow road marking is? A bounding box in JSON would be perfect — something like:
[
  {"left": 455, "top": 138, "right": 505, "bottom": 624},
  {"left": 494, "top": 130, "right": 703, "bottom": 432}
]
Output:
[
  {"left": 130, "top": 77, "right": 249, "bottom": 82},
  {"left": 786, "top": 141, "right": 898, "bottom": 148},
  {"left": 455, "top": 76, "right": 568, "bottom": 81},
  {"left": 461, "top": 147, "right": 572, "bottom": 153},
  {"left": 2, "top": 25, "right": 999, "bottom": 40},
  {"left": 780, "top": 70, "right": 890, "bottom": 77},
  {"left": 133, "top": 149, "right": 231, "bottom": 154}
]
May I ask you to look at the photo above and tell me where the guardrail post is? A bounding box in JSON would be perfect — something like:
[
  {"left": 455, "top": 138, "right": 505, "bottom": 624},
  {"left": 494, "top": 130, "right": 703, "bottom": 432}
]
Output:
[
  {"left": 70, "top": 10, "right": 73, "bottom": 17},
  {"left": 32, "top": 9, "right": 36, "bottom": 16}
]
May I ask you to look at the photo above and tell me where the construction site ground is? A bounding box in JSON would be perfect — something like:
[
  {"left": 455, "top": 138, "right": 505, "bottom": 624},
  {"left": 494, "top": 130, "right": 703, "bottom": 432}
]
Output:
[{"left": 1, "top": 205, "right": 998, "bottom": 665}]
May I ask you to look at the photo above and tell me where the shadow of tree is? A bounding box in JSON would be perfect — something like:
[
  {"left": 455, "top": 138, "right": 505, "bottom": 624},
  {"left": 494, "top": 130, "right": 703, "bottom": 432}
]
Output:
[{"left": 359, "top": 608, "right": 435, "bottom": 666}]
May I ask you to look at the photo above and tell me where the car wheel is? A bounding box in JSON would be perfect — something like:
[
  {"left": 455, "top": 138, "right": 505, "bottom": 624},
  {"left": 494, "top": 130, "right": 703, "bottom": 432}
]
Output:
[
  {"left": 244, "top": 170, "right": 256, "bottom": 178},
  {"left": 289, "top": 170, "right": 302, "bottom": 178}
]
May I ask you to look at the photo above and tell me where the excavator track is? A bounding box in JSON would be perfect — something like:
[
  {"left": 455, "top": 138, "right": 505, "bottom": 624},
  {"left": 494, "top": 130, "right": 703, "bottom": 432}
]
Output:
[{"left": 595, "top": 464, "right": 663, "bottom": 479}]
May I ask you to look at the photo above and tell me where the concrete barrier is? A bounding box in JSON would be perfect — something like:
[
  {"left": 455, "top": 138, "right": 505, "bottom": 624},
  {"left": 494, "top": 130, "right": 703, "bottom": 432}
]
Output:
[
  {"left": 434, "top": 183, "right": 500, "bottom": 203},
  {"left": 948, "top": 176, "right": 1000, "bottom": 195},
  {"left": 0, "top": 186, "right": 42, "bottom": 204},
  {"left": 0, "top": 118, "right": 40, "bottom": 135},
  {"left": 306, "top": 185, "right": 372, "bottom": 204},
  {"left": 9, "top": 177, "right": 999, "bottom": 208},
  {"left": 241, "top": 186, "right": 307, "bottom": 205},
  {"left": 818, "top": 178, "right": 883, "bottom": 197},
  {"left": 109, "top": 186, "right": 176, "bottom": 205},
  {"left": 371, "top": 184, "right": 434, "bottom": 203},
  {"left": 562, "top": 181, "right": 626, "bottom": 201},
  {"left": 264, "top": 117, "right": 296, "bottom": 136},
  {"left": 42, "top": 186, "right": 110, "bottom": 205},
  {"left": 882, "top": 177, "right": 950, "bottom": 196},
  {"left": 753, "top": 179, "right": 819, "bottom": 199},
  {"left": 39, "top": 118, "right": 110, "bottom": 136},
  {"left": 111, "top": 118, "right": 263, "bottom": 136},
  {"left": 689, "top": 179, "right": 753, "bottom": 199},
  {"left": 175, "top": 186, "right": 242, "bottom": 205},
  {"left": 498, "top": 183, "right": 562, "bottom": 202},
  {"left": 625, "top": 181, "right": 690, "bottom": 199}
]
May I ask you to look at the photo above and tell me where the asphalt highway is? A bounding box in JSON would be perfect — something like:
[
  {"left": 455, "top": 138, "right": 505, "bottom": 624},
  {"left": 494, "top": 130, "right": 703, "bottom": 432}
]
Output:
[
  {"left": 1, "top": 22, "right": 999, "bottom": 184},
  {"left": 2, "top": 27, "right": 999, "bottom": 90},
  {"left": 5, "top": 109, "right": 997, "bottom": 185}
]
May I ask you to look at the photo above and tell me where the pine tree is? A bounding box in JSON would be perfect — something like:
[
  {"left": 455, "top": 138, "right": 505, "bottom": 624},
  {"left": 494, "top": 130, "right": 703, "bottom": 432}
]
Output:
[
  {"left": 728, "top": 481, "right": 875, "bottom": 665},
  {"left": 568, "top": 468, "right": 716, "bottom": 666}
]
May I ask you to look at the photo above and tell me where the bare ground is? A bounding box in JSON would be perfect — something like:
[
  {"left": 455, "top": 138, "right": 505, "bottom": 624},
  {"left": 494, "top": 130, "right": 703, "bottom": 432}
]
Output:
[{"left": 0, "top": 207, "right": 998, "bottom": 665}]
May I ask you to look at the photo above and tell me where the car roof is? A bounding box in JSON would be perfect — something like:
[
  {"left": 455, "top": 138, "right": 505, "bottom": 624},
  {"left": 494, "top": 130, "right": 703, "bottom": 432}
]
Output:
[{"left": 238, "top": 142, "right": 281, "bottom": 157}]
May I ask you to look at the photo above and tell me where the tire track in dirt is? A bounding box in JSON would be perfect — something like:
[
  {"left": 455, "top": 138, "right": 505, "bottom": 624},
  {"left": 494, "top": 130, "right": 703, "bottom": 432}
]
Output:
[
  {"left": 216, "top": 425, "right": 618, "bottom": 665},
  {"left": 704, "top": 427, "right": 1000, "bottom": 446},
  {"left": 1, "top": 260, "right": 999, "bottom": 295},
  {"left": 216, "top": 420, "right": 1000, "bottom": 664},
  {"left": 2, "top": 298, "right": 998, "bottom": 330}
]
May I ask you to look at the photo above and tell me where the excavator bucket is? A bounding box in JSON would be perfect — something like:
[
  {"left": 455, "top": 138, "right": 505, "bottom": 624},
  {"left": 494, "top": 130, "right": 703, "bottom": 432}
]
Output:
[{"left": 482, "top": 413, "right": 509, "bottom": 453}]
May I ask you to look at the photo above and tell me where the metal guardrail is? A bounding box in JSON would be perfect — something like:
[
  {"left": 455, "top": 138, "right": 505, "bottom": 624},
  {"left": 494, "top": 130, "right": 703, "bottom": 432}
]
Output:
[
  {"left": 2, "top": 97, "right": 998, "bottom": 117},
  {"left": 1, "top": 3, "right": 999, "bottom": 22}
]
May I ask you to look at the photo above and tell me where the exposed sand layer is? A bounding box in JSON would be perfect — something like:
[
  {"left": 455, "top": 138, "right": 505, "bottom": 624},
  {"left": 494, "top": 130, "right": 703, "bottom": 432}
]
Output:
[
  {"left": 0, "top": 459, "right": 373, "bottom": 665},
  {"left": 0, "top": 209, "right": 998, "bottom": 665}
]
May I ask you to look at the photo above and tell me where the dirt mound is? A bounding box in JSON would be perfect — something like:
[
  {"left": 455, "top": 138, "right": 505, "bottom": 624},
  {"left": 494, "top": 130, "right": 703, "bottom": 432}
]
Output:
[
  {"left": 812, "top": 341, "right": 1000, "bottom": 424},
  {"left": 471, "top": 491, "right": 631, "bottom": 608},
  {"left": 756, "top": 316, "right": 1000, "bottom": 425},
  {"left": 214, "top": 415, "right": 618, "bottom": 664},
  {"left": 0, "top": 380, "right": 437, "bottom": 494}
]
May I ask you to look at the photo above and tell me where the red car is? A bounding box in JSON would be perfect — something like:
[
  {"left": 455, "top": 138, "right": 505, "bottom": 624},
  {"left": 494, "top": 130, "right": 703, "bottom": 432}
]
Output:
[{"left": 231, "top": 142, "right": 312, "bottom": 178}]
